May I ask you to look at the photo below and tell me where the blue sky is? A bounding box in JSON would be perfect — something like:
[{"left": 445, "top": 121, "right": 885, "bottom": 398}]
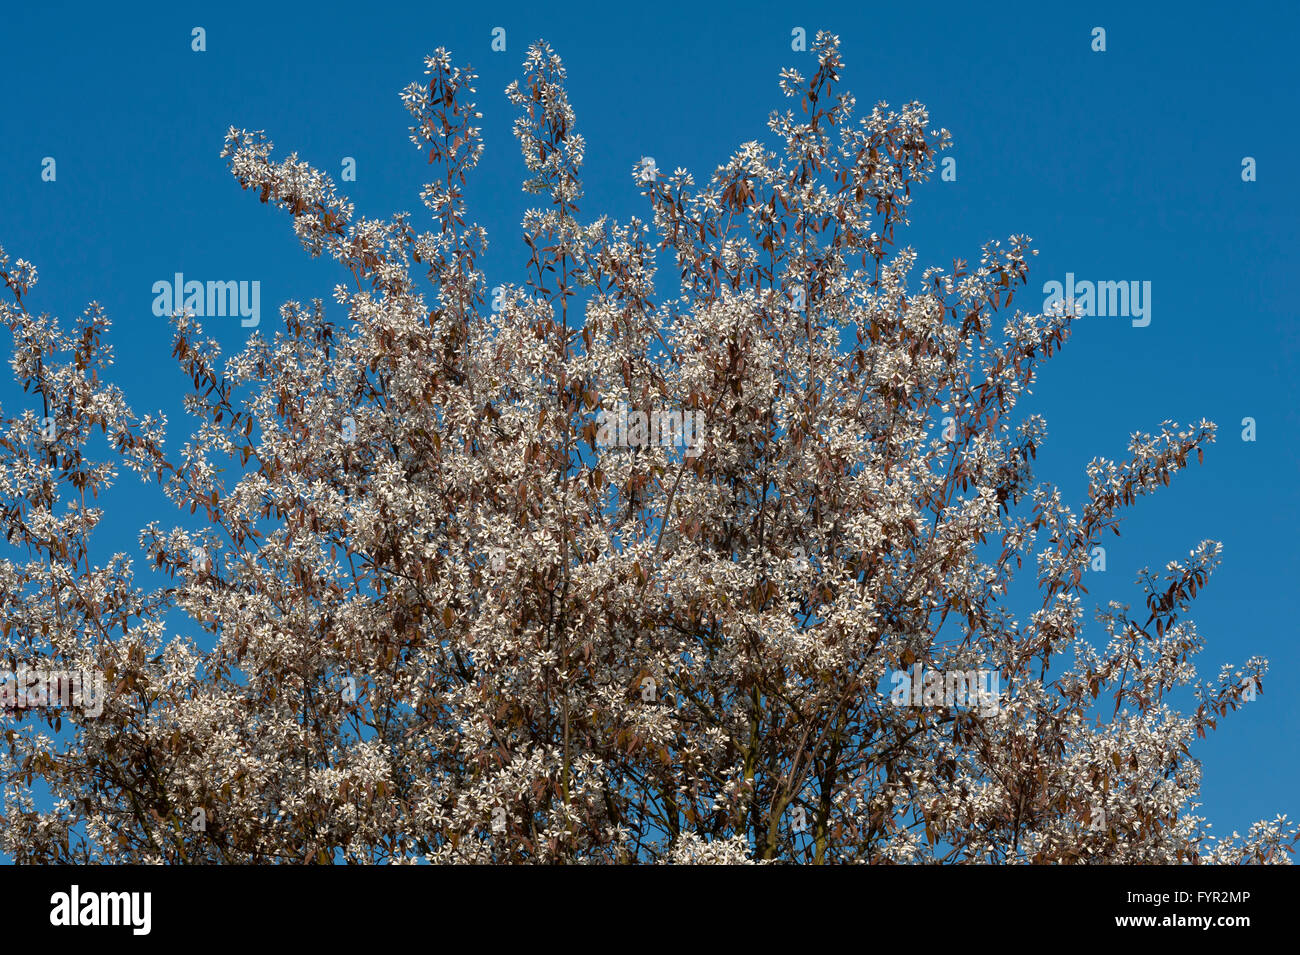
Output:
[{"left": 1, "top": 0, "right": 1296, "bottom": 844}]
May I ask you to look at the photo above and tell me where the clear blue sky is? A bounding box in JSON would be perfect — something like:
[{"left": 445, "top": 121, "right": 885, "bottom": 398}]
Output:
[{"left": 2, "top": 0, "right": 1296, "bottom": 844}]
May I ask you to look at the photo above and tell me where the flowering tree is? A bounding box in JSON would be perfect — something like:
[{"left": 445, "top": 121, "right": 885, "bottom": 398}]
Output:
[{"left": 1, "top": 33, "right": 1293, "bottom": 864}]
